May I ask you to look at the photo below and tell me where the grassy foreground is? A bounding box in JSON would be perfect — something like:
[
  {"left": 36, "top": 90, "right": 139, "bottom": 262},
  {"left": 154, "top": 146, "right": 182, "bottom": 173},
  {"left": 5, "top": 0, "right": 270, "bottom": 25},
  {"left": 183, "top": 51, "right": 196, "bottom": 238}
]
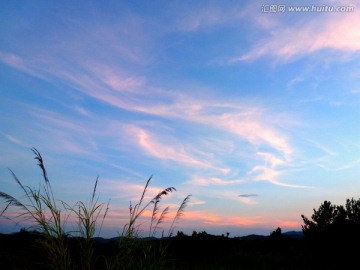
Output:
[
  {"left": 0, "top": 228, "right": 358, "bottom": 270},
  {"left": 0, "top": 149, "right": 190, "bottom": 269},
  {"left": 1, "top": 149, "right": 359, "bottom": 269}
]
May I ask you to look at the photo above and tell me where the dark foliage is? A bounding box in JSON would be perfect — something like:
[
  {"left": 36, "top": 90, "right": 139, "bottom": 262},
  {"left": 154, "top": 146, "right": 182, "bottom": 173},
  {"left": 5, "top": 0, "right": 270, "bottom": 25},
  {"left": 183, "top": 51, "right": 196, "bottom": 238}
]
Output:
[
  {"left": 2, "top": 228, "right": 355, "bottom": 270},
  {"left": 270, "top": 227, "right": 282, "bottom": 239},
  {"left": 301, "top": 198, "right": 360, "bottom": 235},
  {"left": 301, "top": 198, "right": 360, "bottom": 269}
]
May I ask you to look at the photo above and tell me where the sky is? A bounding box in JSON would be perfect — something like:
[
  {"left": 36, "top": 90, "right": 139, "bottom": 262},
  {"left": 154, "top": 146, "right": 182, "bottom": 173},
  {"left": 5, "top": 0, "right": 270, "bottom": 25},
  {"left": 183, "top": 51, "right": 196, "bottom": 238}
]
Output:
[{"left": 1, "top": 0, "right": 360, "bottom": 237}]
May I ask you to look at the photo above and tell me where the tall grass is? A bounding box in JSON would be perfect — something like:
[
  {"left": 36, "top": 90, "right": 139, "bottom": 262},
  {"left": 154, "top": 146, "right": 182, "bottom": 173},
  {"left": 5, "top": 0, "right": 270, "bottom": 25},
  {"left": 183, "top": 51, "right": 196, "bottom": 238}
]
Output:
[
  {"left": 124, "top": 176, "right": 176, "bottom": 238},
  {"left": 64, "top": 176, "right": 110, "bottom": 270},
  {"left": 0, "top": 148, "right": 191, "bottom": 269},
  {"left": 168, "top": 194, "right": 191, "bottom": 237},
  {"left": 0, "top": 148, "right": 70, "bottom": 269},
  {"left": 108, "top": 176, "right": 191, "bottom": 269}
]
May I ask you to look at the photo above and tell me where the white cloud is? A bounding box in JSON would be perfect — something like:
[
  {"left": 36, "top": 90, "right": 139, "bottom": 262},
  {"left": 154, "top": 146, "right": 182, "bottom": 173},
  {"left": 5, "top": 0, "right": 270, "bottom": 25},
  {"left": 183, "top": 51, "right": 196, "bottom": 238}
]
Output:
[
  {"left": 0, "top": 52, "right": 46, "bottom": 79},
  {"left": 351, "top": 88, "right": 360, "bottom": 94},
  {"left": 0, "top": 42, "right": 297, "bottom": 188},
  {"left": 234, "top": 8, "right": 360, "bottom": 61},
  {"left": 128, "top": 125, "right": 227, "bottom": 172},
  {"left": 187, "top": 176, "right": 245, "bottom": 186}
]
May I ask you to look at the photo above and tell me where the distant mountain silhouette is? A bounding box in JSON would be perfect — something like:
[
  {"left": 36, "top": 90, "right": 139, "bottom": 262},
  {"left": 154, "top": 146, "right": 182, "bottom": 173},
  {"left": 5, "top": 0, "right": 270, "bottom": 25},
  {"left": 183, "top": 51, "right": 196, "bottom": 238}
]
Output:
[
  {"left": 91, "top": 236, "right": 118, "bottom": 244},
  {"left": 91, "top": 231, "right": 304, "bottom": 243},
  {"left": 239, "top": 234, "right": 267, "bottom": 240},
  {"left": 283, "top": 231, "right": 303, "bottom": 239}
]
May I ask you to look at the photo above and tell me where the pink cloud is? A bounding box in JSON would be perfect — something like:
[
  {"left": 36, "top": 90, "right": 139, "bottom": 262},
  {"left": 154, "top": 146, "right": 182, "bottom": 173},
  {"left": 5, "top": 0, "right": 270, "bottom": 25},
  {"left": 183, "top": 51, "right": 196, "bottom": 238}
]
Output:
[
  {"left": 129, "top": 126, "right": 226, "bottom": 171},
  {"left": 237, "top": 196, "right": 258, "bottom": 205},
  {"left": 0, "top": 51, "right": 299, "bottom": 188},
  {"left": 277, "top": 220, "right": 302, "bottom": 229},
  {"left": 187, "top": 176, "right": 245, "bottom": 186},
  {"left": 180, "top": 211, "right": 263, "bottom": 227},
  {"left": 236, "top": 10, "right": 360, "bottom": 61},
  {"left": 210, "top": 113, "right": 293, "bottom": 157},
  {"left": 250, "top": 165, "right": 309, "bottom": 188},
  {"left": 3, "top": 134, "right": 28, "bottom": 147},
  {"left": 0, "top": 52, "right": 47, "bottom": 79},
  {"left": 102, "top": 179, "right": 172, "bottom": 202},
  {"left": 86, "top": 63, "right": 146, "bottom": 93},
  {"left": 0, "top": 52, "right": 28, "bottom": 70}
]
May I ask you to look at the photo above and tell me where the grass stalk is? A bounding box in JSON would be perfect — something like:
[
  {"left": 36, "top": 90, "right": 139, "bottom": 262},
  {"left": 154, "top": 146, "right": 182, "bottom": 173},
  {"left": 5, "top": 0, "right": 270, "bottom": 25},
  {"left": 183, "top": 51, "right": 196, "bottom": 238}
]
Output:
[
  {"left": 64, "top": 176, "right": 109, "bottom": 270},
  {"left": 0, "top": 148, "right": 70, "bottom": 269},
  {"left": 168, "top": 195, "right": 191, "bottom": 237}
]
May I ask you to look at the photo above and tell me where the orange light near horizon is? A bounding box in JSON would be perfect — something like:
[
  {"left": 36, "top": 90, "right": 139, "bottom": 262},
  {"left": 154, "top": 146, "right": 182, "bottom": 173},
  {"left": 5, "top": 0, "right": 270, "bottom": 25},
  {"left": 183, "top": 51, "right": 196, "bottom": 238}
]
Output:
[{"left": 278, "top": 220, "right": 301, "bottom": 229}]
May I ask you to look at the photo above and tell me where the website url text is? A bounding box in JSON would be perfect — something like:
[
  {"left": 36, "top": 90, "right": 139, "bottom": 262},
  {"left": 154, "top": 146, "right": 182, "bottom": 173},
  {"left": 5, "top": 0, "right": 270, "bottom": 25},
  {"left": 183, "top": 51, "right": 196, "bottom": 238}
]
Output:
[{"left": 262, "top": 5, "right": 354, "bottom": 13}]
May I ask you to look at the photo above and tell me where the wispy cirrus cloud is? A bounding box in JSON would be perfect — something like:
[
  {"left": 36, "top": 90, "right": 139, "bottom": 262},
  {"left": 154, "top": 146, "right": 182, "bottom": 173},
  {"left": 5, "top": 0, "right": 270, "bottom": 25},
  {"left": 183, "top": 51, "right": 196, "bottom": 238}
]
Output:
[
  {"left": 9, "top": 56, "right": 294, "bottom": 187},
  {"left": 0, "top": 27, "right": 299, "bottom": 188},
  {"left": 3, "top": 134, "right": 29, "bottom": 148},
  {"left": 0, "top": 52, "right": 44, "bottom": 78},
  {"left": 234, "top": 6, "right": 360, "bottom": 62},
  {"left": 187, "top": 176, "right": 244, "bottom": 186},
  {"left": 84, "top": 63, "right": 146, "bottom": 93},
  {"left": 128, "top": 125, "right": 224, "bottom": 171}
]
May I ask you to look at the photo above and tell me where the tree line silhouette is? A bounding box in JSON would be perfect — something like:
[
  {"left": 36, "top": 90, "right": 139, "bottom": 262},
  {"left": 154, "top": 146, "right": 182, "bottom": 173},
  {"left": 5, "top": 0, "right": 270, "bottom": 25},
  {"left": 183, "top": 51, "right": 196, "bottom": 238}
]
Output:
[
  {"left": 301, "top": 198, "right": 360, "bottom": 237},
  {"left": 299, "top": 198, "right": 360, "bottom": 269}
]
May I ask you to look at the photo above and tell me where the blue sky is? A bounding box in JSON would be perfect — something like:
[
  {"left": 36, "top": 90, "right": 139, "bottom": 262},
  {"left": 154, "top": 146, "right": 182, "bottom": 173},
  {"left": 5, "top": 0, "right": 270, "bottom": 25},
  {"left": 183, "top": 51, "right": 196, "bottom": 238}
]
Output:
[{"left": 1, "top": 0, "right": 360, "bottom": 237}]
